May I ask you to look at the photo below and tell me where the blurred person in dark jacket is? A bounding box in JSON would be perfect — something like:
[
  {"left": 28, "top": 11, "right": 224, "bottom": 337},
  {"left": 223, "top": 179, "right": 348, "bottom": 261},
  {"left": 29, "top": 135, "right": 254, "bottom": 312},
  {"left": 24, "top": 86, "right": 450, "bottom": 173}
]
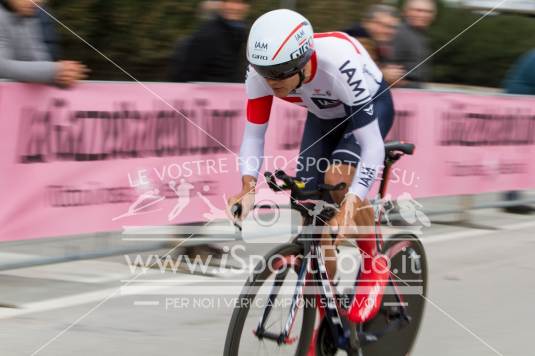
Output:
[
  {"left": 504, "top": 49, "right": 535, "bottom": 95},
  {"left": 501, "top": 49, "right": 535, "bottom": 214},
  {"left": 0, "top": 0, "right": 88, "bottom": 87},
  {"left": 170, "top": 0, "right": 249, "bottom": 83},
  {"left": 391, "top": 0, "right": 436, "bottom": 88},
  {"left": 36, "top": 4, "right": 61, "bottom": 61},
  {"left": 168, "top": 0, "right": 250, "bottom": 263},
  {"left": 344, "top": 4, "right": 405, "bottom": 85},
  {"left": 197, "top": 0, "right": 222, "bottom": 21}
]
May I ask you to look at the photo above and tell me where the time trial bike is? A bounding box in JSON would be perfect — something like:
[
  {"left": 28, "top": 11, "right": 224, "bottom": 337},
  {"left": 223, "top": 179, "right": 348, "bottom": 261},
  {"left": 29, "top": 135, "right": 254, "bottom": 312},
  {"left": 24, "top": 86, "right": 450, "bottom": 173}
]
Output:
[{"left": 224, "top": 141, "right": 427, "bottom": 356}]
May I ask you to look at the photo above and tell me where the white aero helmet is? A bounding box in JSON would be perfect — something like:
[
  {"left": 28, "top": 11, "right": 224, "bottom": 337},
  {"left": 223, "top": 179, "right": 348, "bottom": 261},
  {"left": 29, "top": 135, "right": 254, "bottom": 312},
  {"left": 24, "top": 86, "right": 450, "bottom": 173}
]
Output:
[{"left": 247, "top": 9, "right": 314, "bottom": 80}]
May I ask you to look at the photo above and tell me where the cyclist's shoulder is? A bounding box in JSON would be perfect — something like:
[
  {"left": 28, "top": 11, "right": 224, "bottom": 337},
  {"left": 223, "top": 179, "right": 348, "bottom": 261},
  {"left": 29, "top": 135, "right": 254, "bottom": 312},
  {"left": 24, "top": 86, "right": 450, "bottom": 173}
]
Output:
[
  {"left": 314, "top": 31, "right": 366, "bottom": 57},
  {"left": 314, "top": 34, "right": 378, "bottom": 104},
  {"left": 245, "top": 65, "right": 264, "bottom": 86},
  {"left": 245, "top": 65, "right": 273, "bottom": 98},
  {"left": 314, "top": 32, "right": 371, "bottom": 73}
]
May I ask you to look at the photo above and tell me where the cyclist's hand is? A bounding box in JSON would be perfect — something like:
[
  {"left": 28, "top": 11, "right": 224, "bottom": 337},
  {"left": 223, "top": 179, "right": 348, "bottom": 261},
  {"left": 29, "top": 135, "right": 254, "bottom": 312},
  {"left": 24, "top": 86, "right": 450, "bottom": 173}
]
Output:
[
  {"left": 227, "top": 191, "right": 255, "bottom": 222},
  {"left": 328, "top": 194, "right": 375, "bottom": 246}
]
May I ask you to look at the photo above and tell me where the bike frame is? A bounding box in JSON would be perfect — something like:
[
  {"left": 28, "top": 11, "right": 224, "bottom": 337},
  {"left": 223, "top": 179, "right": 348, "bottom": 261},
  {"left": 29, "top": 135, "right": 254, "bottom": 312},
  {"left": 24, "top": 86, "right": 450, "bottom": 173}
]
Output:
[
  {"left": 253, "top": 144, "right": 414, "bottom": 351},
  {"left": 254, "top": 206, "right": 347, "bottom": 346}
]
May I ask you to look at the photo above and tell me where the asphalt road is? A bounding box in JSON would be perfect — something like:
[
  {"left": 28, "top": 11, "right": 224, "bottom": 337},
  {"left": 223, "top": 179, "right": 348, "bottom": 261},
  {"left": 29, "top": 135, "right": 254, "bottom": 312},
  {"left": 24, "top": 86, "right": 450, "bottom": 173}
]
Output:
[{"left": 0, "top": 207, "right": 534, "bottom": 356}]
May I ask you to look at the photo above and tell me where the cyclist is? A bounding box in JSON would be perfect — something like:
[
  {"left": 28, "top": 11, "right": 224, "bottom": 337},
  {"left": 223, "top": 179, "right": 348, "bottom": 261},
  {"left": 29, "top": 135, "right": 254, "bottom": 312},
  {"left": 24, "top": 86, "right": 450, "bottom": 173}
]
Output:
[{"left": 228, "top": 9, "right": 395, "bottom": 323}]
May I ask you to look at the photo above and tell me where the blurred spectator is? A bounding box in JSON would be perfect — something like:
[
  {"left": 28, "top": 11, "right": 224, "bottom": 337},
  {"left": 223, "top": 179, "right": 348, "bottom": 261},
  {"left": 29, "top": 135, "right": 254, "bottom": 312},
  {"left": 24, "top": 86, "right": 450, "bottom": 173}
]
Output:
[
  {"left": 345, "top": 5, "right": 398, "bottom": 63},
  {"left": 197, "top": 0, "right": 222, "bottom": 21},
  {"left": 391, "top": 0, "right": 436, "bottom": 88},
  {"left": 169, "top": 0, "right": 250, "bottom": 262},
  {"left": 36, "top": 4, "right": 61, "bottom": 61},
  {"left": 504, "top": 49, "right": 535, "bottom": 95},
  {"left": 0, "top": 0, "right": 88, "bottom": 87},
  {"left": 344, "top": 4, "right": 405, "bottom": 85},
  {"left": 170, "top": 0, "right": 250, "bottom": 83},
  {"left": 501, "top": 49, "right": 535, "bottom": 214}
]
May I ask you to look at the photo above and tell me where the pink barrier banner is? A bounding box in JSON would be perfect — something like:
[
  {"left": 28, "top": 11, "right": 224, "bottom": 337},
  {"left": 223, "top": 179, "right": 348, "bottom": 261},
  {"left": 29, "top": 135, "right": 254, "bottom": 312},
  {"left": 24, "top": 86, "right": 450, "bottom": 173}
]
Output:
[
  {"left": 389, "top": 91, "right": 535, "bottom": 196},
  {"left": 0, "top": 83, "right": 533, "bottom": 241}
]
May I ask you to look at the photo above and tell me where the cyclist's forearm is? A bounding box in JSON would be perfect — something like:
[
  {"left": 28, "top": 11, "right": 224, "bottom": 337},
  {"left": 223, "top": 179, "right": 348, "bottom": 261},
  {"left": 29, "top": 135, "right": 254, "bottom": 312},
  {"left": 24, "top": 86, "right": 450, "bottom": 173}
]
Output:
[
  {"left": 239, "top": 121, "right": 267, "bottom": 179},
  {"left": 241, "top": 175, "right": 257, "bottom": 193}
]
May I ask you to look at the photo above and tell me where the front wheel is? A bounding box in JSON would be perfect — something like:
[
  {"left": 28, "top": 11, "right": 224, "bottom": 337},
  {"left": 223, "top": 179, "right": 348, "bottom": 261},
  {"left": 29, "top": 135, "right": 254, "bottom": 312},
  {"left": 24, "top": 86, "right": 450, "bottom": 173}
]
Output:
[{"left": 224, "top": 243, "right": 317, "bottom": 356}]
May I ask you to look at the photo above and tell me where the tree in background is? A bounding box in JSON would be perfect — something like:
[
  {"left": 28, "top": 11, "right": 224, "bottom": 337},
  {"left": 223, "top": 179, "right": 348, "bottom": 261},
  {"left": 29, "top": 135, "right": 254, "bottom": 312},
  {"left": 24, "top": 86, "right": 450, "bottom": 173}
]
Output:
[
  {"left": 429, "top": 6, "right": 535, "bottom": 87},
  {"left": 47, "top": 0, "right": 535, "bottom": 87},
  {"left": 46, "top": 0, "right": 376, "bottom": 81}
]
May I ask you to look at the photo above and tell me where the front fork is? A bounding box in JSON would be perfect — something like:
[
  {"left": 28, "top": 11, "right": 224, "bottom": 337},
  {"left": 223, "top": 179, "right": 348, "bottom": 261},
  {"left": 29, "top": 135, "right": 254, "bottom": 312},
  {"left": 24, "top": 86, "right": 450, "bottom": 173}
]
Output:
[
  {"left": 254, "top": 246, "right": 310, "bottom": 345},
  {"left": 253, "top": 234, "right": 346, "bottom": 347}
]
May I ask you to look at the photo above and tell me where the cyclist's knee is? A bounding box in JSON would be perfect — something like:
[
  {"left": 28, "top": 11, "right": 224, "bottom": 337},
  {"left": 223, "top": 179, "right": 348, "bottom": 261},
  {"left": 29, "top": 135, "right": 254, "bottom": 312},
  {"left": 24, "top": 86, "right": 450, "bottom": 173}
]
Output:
[
  {"left": 325, "top": 164, "right": 354, "bottom": 202},
  {"left": 325, "top": 164, "right": 352, "bottom": 183}
]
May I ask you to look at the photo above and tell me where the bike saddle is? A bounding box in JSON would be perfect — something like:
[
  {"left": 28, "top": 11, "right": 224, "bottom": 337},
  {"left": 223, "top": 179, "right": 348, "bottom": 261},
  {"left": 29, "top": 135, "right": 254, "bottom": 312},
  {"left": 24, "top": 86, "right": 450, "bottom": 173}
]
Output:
[{"left": 384, "top": 141, "right": 415, "bottom": 155}]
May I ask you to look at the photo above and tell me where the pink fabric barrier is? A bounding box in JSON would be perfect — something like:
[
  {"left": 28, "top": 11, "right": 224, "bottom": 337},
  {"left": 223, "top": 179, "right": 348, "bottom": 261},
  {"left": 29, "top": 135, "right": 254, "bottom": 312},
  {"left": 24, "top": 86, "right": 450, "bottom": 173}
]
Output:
[{"left": 0, "top": 82, "right": 533, "bottom": 241}]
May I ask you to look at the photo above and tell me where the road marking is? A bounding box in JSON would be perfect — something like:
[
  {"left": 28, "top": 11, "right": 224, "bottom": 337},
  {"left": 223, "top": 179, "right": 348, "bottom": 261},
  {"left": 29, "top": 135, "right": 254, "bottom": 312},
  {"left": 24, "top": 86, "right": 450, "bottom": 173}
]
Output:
[
  {"left": 1, "top": 216, "right": 532, "bottom": 320},
  {"left": 0, "top": 287, "right": 119, "bottom": 320},
  {"left": 0, "top": 252, "right": 40, "bottom": 265},
  {"left": 0, "top": 274, "right": 216, "bottom": 320},
  {"left": 422, "top": 219, "right": 535, "bottom": 245},
  {"left": 0, "top": 260, "right": 155, "bottom": 284},
  {"left": 133, "top": 300, "right": 160, "bottom": 306},
  {"left": 383, "top": 302, "right": 408, "bottom": 307}
]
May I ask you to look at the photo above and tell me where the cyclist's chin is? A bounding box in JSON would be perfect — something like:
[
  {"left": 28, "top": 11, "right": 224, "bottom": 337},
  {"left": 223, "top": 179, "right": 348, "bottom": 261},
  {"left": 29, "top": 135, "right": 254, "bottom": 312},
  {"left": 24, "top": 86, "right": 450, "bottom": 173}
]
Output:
[{"left": 272, "top": 88, "right": 291, "bottom": 98}]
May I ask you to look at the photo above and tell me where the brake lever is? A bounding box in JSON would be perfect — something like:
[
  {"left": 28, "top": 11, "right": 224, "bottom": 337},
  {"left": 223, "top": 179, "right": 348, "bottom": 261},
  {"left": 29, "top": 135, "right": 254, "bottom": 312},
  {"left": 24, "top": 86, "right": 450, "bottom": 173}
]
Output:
[
  {"left": 334, "top": 182, "right": 347, "bottom": 191},
  {"left": 230, "top": 203, "right": 243, "bottom": 231},
  {"left": 330, "top": 227, "right": 340, "bottom": 254},
  {"left": 317, "top": 182, "right": 347, "bottom": 192},
  {"left": 264, "top": 172, "right": 283, "bottom": 192}
]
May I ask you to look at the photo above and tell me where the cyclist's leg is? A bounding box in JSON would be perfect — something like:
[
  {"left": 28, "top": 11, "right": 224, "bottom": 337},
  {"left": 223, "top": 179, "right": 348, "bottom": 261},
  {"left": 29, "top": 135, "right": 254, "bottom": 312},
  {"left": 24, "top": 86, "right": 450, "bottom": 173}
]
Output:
[
  {"left": 322, "top": 80, "right": 396, "bottom": 322},
  {"left": 324, "top": 78, "right": 395, "bottom": 203},
  {"left": 324, "top": 161, "right": 377, "bottom": 253},
  {"left": 295, "top": 112, "right": 345, "bottom": 280},
  {"left": 321, "top": 162, "right": 361, "bottom": 283},
  {"left": 295, "top": 113, "right": 342, "bottom": 193}
]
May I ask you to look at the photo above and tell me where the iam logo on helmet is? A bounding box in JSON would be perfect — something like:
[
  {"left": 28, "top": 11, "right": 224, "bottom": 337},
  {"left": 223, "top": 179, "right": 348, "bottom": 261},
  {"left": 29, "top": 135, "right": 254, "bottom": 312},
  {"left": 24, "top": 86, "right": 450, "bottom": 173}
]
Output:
[
  {"left": 290, "top": 37, "right": 313, "bottom": 60},
  {"left": 254, "top": 41, "right": 268, "bottom": 52},
  {"left": 294, "top": 27, "right": 306, "bottom": 42}
]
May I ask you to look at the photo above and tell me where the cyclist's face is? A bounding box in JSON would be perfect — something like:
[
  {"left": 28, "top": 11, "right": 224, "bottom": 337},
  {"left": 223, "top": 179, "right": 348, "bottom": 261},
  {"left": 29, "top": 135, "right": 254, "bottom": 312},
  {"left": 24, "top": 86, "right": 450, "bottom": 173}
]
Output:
[
  {"left": 8, "top": 0, "right": 42, "bottom": 16},
  {"left": 265, "top": 74, "right": 300, "bottom": 98}
]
